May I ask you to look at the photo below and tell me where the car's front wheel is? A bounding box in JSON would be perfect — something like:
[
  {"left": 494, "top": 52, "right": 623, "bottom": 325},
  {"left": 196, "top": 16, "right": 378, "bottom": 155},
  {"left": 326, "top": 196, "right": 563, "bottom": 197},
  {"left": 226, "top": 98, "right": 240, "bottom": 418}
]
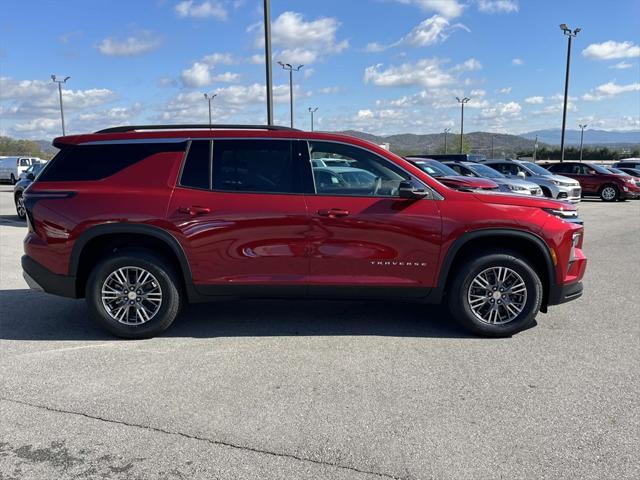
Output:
[
  {"left": 15, "top": 192, "right": 26, "bottom": 220},
  {"left": 448, "top": 251, "right": 543, "bottom": 337},
  {"left": 10, "top": 174, "right": 16, "bottom": 185},
  {"left": 599, "top": 184, "right": 619, "bottom": 202},
  {"left": 86, "top": 250, "right": 182, "bottom": 339}
]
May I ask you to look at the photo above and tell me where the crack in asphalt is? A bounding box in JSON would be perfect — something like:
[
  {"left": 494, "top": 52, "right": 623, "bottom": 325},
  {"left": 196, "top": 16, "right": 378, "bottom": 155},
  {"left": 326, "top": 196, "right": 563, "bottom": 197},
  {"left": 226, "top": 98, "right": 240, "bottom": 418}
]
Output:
[{"left": 1, "top": 397, "right": 404, "bottom": 480}]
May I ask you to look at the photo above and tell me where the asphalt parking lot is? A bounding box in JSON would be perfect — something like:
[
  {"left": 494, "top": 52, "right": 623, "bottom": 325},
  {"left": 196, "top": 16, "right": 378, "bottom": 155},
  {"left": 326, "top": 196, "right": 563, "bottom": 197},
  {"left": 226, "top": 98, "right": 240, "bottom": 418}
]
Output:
[{"left": 0, "top": 184, "right": 638, "bottom": 480}]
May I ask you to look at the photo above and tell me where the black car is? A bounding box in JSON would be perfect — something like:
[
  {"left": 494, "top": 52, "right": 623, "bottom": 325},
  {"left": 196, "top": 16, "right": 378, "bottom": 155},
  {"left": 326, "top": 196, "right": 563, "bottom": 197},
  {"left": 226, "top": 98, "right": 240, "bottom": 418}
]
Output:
[
  {"left": 616, "top": 167, "right": 640, "bottom": 178},
  {"left": 14, "top": 163, "right": 45, "bottom": 219}
]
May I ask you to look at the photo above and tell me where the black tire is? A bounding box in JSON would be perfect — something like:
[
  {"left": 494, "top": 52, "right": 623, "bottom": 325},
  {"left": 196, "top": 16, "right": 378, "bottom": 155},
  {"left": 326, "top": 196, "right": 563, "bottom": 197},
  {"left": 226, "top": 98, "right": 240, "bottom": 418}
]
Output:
[
  {"left": 86, "top": 249, "right": 182, "bottom": 339},
  {"left": 10, "top": 174, "right": 16, "bottom": 185},
  {"left": 540, "top": 186, "right": 552, "bottom": 198},
  {"left": 599, "top": 184, "right": 619, "bottom": 202},
  {"left": 15, "top": 192, "right": 26, "bottom": 220},
  {"left": 447, "top": 251, "right": 543, "bottom": 337}
]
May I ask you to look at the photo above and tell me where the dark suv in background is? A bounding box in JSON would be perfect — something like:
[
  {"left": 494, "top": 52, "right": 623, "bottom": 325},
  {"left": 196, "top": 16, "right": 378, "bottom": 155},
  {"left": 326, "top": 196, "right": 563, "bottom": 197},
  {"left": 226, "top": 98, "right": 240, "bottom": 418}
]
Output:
[
  {"left": 545, "top": 161, "right": 640, "bottom": 201},
  {"left": 22, "top": 125, "right": 586, "bottom": 339}
]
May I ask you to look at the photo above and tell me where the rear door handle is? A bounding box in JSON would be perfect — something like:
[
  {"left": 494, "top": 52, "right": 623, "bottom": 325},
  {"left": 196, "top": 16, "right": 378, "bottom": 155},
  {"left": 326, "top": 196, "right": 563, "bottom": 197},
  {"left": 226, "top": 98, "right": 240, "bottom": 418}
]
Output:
[
  {"left": 179, "top": 206, "right": 211, "bottom": 216},
  {"left": 317, "top": 208, "right": 350, "bottom": 218}
]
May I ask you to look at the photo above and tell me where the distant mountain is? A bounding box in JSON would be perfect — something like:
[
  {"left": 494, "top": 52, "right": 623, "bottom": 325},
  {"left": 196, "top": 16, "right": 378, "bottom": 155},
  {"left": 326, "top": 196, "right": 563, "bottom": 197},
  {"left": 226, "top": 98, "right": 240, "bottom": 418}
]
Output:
[
  {"left": 34, "top": 140, "right": 58, "bottom": 156},
  {"left": 522, "top": 129, "right": 640, "bottom": 146},
  {"left": 337, "top": 130, "right": 541, "bottom": 156}
]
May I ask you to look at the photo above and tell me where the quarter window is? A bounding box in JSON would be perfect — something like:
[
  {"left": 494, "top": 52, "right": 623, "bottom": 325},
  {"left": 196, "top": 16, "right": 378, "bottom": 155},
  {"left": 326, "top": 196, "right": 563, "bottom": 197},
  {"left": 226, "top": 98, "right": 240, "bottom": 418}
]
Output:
[
  {"left": 180, "top": 140, "right": 211, "bottom": 189},
  {"left": 308, "top": 141, "right": 410, "bottom": 197}
]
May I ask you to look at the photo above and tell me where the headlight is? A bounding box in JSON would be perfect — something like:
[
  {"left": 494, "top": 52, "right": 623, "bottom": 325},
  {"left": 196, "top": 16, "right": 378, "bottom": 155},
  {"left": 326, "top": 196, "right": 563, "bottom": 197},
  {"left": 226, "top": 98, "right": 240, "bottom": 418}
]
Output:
[
  {"left": 543, "top": 208, "right": 581, "bottom": 223},
  {"left": 551, "top": 179, "right": 560, "bottom": 186},
  {"left": 507, "top": 184, "right": 527, "bottom": 191}
]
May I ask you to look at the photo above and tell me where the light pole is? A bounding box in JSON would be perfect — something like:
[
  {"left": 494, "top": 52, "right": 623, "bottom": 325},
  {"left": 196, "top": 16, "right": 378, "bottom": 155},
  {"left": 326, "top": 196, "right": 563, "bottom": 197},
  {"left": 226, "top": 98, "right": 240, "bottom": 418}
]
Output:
[
  {"left": 263, "top": 0, "right": 274, "bottom": 125},
  {"left": 278, "top": 62, "right": 304, "bottom": 128},
  {"left": 456, "top": 96, "right": 470, "bottom": 154},
  {"left": 533, "top": 134, "right": 539, "bottom": 162},
  {"left": 559, "top": 24, "right": 581, "bottom": 163},
  {"left": 443, "top": 127, "right": 451, "bottom": 154},
  {"left": 308, "top": 107, "right": 318, "bottom": 131},
  {"left": 51, "top": 75, "right": 70, "bottom": 136},
  {"left": 490, "top": 134, "right": 495, "bottom": 159},
  {"left": 203, "top": 93, "right": 217, "bottom": 126},
  {"left": 579, "top": 124, "right": 587, "bottom": 162}
]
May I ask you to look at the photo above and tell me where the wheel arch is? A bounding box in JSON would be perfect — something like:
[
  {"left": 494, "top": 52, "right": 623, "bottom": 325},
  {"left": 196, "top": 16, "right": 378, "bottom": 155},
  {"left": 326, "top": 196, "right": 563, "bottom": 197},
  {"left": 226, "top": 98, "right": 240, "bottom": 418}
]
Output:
[
  {"left": 433, "top": 229, "right": 556, "bottom": 309},
  {"left": 70, "top": 224, "right": 192, "bottom": 298}
]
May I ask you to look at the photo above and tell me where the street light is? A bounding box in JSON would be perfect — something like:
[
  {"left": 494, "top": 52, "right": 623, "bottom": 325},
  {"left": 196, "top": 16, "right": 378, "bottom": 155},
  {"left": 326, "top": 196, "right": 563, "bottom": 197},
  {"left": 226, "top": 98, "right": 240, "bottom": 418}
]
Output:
[
  {"left": 490, "top": 134, "right": 495, "bottom": 159},
  {"left": 579, "top": 124, "right": 588, "bottom": 162},
  {"left": 559, "top": 23, "right": 581, "bottom": 163},
  {"left": 308, "top": 107, "right": 318, "bottom": 132},
  {"left": 278, "top": 62, "right": 304, "bottom": 128},
  {"left": 263, "top": 0, "right": 274, "bottom": 125},
  {"left": 456, "top": 97, "right": 470, "bottom": 154},
  {"left": 51, "top": 75, "right": 70, "bottom": 136},
  {"left": 443, "top": 127, "right": 451, "bottom": 154},
  {"left": 203, "top": 93, "right": 217, "bottom": 127}
]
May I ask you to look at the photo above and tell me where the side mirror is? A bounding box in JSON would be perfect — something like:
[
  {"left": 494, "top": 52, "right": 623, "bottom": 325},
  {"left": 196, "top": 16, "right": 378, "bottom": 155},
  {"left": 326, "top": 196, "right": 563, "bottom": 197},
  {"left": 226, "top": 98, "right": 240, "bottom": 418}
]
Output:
[
  {"left": 26, "top": 173, "right": 35, "bottom": 180},
  {"left": 516, "top": 171, "right": 527, "bottom": 179},
  {"left": 399, "top": 181, "right": 429, "bottom": 199}
]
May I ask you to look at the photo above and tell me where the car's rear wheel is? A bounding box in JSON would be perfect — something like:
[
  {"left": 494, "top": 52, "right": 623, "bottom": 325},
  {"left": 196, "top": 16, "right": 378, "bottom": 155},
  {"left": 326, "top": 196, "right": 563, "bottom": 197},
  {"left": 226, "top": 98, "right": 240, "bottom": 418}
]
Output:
[
  {"left": 448, "top": 251, "right": 543, "bottom": 337},
  {"left": 15, "top": 192, "right": 26, "bottom": 220},
  {"left": 86, "top": 250, "right": 182, "bottom": 339},
  {"left": 599, "top": 184, "right": 619, "bottom": 202}
]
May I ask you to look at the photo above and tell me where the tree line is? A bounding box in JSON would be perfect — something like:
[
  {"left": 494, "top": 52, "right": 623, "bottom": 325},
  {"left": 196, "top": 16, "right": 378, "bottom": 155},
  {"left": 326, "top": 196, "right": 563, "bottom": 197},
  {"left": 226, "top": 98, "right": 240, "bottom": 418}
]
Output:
[
  {"left": 0, "top": 137, "right": 54, "bottom": 159},
  {"left": 516, "top": 145, "right": 640, "bottom": 161}
]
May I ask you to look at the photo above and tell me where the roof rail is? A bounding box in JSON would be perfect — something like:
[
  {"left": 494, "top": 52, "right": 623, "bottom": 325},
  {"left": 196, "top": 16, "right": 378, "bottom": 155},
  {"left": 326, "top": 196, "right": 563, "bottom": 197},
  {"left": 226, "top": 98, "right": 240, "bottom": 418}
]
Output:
[{"left": 94, "top": 124, "right": 300, "bottom": 134}]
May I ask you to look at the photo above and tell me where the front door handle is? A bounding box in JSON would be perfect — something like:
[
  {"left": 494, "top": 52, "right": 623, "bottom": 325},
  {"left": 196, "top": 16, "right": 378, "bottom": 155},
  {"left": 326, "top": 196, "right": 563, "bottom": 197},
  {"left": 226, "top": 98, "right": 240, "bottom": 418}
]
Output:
[
  {"left": 317, "top": 208, "right": 350, "bottom": 218},
  {"left": 179, "top": 206, "right": 211, "bottom": 216}
]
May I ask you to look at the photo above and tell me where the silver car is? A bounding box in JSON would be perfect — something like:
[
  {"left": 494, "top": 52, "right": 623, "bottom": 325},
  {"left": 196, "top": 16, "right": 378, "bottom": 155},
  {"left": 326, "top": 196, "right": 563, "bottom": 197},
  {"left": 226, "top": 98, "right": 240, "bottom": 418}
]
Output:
[
  {"left": 444, "top": 161, "right": 544, "bottom": 196},
  {"left": 485, "top": 159, "right": 581, "bottom": 203}
]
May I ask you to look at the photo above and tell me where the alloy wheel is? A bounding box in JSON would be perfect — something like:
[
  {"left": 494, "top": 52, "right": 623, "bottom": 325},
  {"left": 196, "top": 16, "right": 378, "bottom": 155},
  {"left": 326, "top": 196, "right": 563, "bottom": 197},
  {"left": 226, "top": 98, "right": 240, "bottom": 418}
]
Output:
[
  {"left": 101, "top": 266, "right": 163, "bottom": 325},
  {"left": 601, "top": 187, "right": 617, "bottom": 201},
  {"left": 16, "top": 194, "right": 26, "bottom": 218},
  {"left": 467, "top": 266, "right": 527, "bottom": 325}
]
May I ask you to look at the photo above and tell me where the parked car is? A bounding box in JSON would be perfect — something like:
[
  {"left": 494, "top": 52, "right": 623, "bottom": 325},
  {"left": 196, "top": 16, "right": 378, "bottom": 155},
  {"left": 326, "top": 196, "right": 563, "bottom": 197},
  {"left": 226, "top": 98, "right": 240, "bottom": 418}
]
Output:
[
  {"left": 14, "top": 163, "right": 46, "bottom": 219},
  {"left": 545, "top": 161, "right": 640, "bottom": 201},
  {"left": 411, "top": 154, "right": 487, "bottom": 163},
  {"left": 484, "top": 159, "right": 581, "bottom": 203},
  {"left": 0, "top": 156, "right": 44, "bottom": 184},
  {"left": 312, "top": 166, "right": 378, "bottom": 189},
  {"left": 605, "top": 167, "right": 640, "bottom": 191},
  {"left": 405, "top": 157, "right": 499, "bottom": 192},
  {"left": 444, "top": 161, "right": 544, "bottom": 196},
  {"left": 613, "top": 158, "right": 640, "bottom": 170},
  {"left": 615, "top": 167, "right": 640, "bottom": 178},
  {"left": 22, "top": 124, "right": 586, "bottom": 339}
]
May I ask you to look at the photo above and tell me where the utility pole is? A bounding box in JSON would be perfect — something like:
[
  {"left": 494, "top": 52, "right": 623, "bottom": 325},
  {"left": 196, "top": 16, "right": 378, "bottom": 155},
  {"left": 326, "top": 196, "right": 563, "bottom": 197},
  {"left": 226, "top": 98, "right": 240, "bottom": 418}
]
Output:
[
  {"left": 263, "top": 0, "right": 274, "bottom": 125},
  {"left": 203, "top": 93, "right": 217, "bottom": 127},
  {"left": 308, "top": 107, "right": 318, "bottom": 131},
  {"left": 456, "top": 97, "right": 470, "bottom": 154},
  {"left": 559, "top": 24, "right": 581, "bottom": 162},
  {"left": 533, "top": 135, "right": 539, "bottom": 162},
  {"left": 278, "top": 62, "right": 304, "bottom": 128},
  {"left": 443, "top": 127, "right": 451, "bottom": 154},
  {"left": 51, "top": 75, "right": 70, "bottom": 136},
  {"left": 579, "top": 124, "right": 587, "bottom": 162}
]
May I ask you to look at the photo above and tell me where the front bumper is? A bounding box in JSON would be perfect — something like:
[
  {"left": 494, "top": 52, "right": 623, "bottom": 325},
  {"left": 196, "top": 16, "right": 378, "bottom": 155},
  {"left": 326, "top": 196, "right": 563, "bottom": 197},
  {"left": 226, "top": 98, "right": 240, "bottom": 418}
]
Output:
[
  {"left": 555, "top": 185, "right": 582, "bottom": 203},
  {"left": 21, "top": 255, "right": 78, "bottom": 298},
  {"left": 547, "top": 281, "right": 583, "bottom": 305}
]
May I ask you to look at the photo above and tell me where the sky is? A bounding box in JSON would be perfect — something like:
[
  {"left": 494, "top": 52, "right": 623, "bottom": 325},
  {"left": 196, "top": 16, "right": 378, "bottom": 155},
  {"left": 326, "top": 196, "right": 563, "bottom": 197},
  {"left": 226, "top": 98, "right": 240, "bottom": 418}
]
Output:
[{"left": 1, "top": 0, "right": 639, "bottom": 139}]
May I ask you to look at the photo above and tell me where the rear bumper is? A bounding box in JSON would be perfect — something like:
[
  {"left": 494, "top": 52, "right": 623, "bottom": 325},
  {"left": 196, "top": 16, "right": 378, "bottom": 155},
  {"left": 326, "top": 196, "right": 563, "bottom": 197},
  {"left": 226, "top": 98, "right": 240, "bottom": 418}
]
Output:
[
  {"left": 21, "top": 255, "right": 78, "bottom": 298},
  {"left": 547, "top": 281, "right": 583, "bottom": 306}
]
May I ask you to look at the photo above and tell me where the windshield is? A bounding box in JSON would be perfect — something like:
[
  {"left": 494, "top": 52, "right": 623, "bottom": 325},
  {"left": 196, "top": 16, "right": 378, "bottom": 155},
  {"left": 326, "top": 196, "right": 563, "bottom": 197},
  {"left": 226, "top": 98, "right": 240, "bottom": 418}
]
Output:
[
  {"left": 607, "top": 167, "right": 625, "bottom": 174},
  {"left": 589, "top": 163, "right": 611, "bottom": 174},
  {"left": 521, "top": 161, "right": 552, "bottom": 176},
  {"left": 467, "top": 163, "right": 505, "bottom": 179},
  {"left": 412, "top": 160, "right": 459, "bottom": 177}
]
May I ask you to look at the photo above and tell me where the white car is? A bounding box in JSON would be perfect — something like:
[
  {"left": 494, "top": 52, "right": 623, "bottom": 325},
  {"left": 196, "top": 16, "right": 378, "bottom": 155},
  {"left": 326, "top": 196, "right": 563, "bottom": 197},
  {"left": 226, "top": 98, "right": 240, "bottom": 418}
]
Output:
[{"left": 0, "top": 156, "right": 45, "bottom": 184}]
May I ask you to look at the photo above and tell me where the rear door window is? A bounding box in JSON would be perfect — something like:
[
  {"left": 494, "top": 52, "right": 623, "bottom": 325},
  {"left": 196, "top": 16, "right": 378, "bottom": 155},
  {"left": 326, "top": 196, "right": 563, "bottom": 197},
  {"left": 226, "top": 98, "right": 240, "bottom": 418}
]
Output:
[{"left": 211, "top": 139, "right": 301, "bottom": 194}]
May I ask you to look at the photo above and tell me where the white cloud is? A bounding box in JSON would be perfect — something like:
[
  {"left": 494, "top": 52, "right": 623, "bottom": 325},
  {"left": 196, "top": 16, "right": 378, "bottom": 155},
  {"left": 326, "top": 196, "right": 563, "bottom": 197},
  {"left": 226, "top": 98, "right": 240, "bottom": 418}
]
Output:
[
  {"left": 364, "top": 57, "right": 481, "bottom": 89},
  {"left": 13, "top": 118, "right": 60, "bottom": 133},
  {"left": 480, "top": 101, "right": 522, "bottom": 119},
  {"left": 512, "top": 58, "right": 523, "bottom": 65},
  {"left": 365, "top": 42, "right": 387, "bottom": 53},
  {"left": 476, "top": 0, "right": 518, "bottom": 13},
  {"left": 498, "top": 87, "right": 512, "bottom": 94},
  {"left": 318, "top": 86, "right": 341, "bottom": 94},
  {"left": 97, "top": 33, "right": 161, "bottom": 56},
  {"left": 211, "top": 72, "right": 241, "bottom": 83},
  {"left": 0, "top": 77, "right": 51, "bottom": 100},
  {"left": 393, "top": 0, "right": 464, "bottom": 19},
  {"left": 251, "top": 11, "right": 347, "bottom": 65},
  {"left": 582, "top": 41, "right": 640, "bottom": 60},
  {"left": 202, "top": 52, "right": 236, "bottom": 65},
  {"left": 401, "top": 15, "right": 469, "bottom": 47},
  {"left": 524, "top": 96, "right": 544, "bottom": 104},
  {"left": 175, "top": 1, "right": 227, "bottom": 20},
  {"left": 158, "top": 76, "right": 177, "bottom": 87},
  {"left": 582, "top": 81, "right": 640, "bottom": 101},
  {"left": 610, "top": 61, "right": 633, "bottom": 70},
  {"left": 181, "top": 62, "right": 212, "bottom": 87}
]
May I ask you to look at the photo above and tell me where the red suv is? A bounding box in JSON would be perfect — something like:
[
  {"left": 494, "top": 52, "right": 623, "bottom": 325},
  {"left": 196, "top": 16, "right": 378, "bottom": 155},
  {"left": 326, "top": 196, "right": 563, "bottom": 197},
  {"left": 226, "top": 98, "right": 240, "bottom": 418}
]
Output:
[
  {"left": 22, "top": 125, "right": 586, "bottom": 338},
  {"left": 545, "top": 161, "right": 640, "bottom": 201}
]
